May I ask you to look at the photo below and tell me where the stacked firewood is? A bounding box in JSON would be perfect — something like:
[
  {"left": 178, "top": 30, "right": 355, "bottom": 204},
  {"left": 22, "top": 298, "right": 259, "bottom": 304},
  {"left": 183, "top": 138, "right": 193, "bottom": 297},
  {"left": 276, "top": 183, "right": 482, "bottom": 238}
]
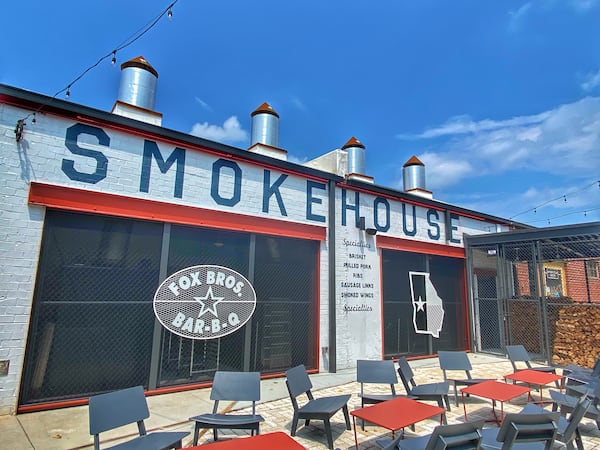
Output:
[{"left": 552, "top": 305, "right": 600, "bottom": 368}]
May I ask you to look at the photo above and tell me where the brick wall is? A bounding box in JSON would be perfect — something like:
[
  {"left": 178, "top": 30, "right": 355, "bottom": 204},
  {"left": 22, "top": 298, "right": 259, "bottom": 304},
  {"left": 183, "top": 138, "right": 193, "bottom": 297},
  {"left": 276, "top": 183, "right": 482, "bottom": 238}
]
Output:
[
  {"left": 516, "top": 262, "right": 531, "bottom": 296},
  {"left": 1, "top": 102, "right": 336, "bottom": 414},
  {"left": 565, "top": 260, "right": 600, "bottom": 303},
  {"left": 0, "top": 106, "right": 48, "bottom": 415}
]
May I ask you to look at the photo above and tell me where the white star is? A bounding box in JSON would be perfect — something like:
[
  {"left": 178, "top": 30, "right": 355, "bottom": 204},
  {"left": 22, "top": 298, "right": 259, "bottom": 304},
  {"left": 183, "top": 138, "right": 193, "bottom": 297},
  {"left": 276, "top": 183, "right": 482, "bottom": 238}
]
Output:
[
  {"left": 194, "top": 286, "right": 224, "bottom": 318},
  {"left": 414, "top": 295, "right": 425, "bottom": 312}
]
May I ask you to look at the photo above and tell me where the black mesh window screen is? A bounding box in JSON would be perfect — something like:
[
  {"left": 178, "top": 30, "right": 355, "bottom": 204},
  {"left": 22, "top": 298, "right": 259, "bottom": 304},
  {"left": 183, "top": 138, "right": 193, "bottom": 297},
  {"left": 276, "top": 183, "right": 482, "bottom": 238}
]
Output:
[
  {"left": 158, "top": 225, "right": 250, "bottom": 386},
  {"left": 20, "top": 211, "right": 163, "bottom": 405},
  {"left": 430, "top": 255, "right": 468, "bottom": 352},
  {"left": 157, "top": 228, "right": 319, "bottom": 385},
  {"left": 382, "top": 250, "right": 468, "bottom": 358},
  {"left": 382, "top": 250, "right": 428, "bottom": 357},
  {"left": 251, "top": 235, "right": 318, "bottom": 373},
  {"left": 21, "top": 213, "right": 320, "bottom": 403}
]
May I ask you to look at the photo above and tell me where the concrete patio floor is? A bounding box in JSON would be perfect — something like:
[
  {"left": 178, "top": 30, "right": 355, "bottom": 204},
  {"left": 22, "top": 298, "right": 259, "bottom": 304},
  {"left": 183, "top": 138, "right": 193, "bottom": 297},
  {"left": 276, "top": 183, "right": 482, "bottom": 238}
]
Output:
[{"left": 1, "top": 354, "right": 599, "bottom": 449}]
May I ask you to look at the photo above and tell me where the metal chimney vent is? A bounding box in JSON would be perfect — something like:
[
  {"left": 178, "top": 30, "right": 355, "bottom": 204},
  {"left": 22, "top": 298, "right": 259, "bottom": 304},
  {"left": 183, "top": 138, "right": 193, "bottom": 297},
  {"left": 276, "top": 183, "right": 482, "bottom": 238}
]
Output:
[
  {"left": 342, "top": 136, "right": 366, "bottom": 175},
  {"left": 117, "top": 56, "right": 158, "bottom": 110},
  {"left": 251, "top": 102, "right": 279, "bottom": 147},
  {"left": 403, "top": 155, "right": 426, "bottom": 191}
]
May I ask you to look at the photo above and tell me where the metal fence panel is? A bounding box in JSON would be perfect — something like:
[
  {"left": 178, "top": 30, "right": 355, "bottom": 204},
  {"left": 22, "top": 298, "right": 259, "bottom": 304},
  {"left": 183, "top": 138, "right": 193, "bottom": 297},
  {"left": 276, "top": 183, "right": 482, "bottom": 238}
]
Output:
[{"left": 467, "top": 225, "right": 600, "bottom": 368}]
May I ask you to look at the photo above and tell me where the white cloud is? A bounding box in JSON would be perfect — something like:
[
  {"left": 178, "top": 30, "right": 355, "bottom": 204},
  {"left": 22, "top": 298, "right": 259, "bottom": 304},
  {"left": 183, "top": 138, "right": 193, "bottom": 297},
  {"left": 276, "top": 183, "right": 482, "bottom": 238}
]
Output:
[
  {"left": 189, "top": 116, "right": 248, "bottom": 143},
  {"left": 454, "top": 181, "right": 600, "bottom": 224},
  {"left": 194, "top": 96, "right": 212, "bottom": 111},
  {"left": 507, "top": 0, "right": 597, "bottom": 33},
  {"left": 582, "top": 69, "right": 600, "bottom": 92},
  {"left": 399, "top": 112, "right": 551, "bottom": 140},
  {"left": 508, "top": 2, "right": 532, "bottom": 32},
  {"left": 396, "top": 96, "right": 600, "bottom": 189},
  {"left": 290, "top": 96, "right": 308, "bottom": 112},
  {"left": 287, "top": 154, "right": 308, "bottom": 164},
  {"left": 570, "top": 0, "right": 598, "bottom": 12},
  {"left": 417, "top": 152, "right": 473, "bottom": 190}
]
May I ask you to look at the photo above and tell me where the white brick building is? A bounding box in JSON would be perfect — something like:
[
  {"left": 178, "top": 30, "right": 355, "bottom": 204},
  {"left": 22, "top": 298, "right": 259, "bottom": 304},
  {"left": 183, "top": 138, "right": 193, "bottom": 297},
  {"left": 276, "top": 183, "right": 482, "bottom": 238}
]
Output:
[{"left": 0, "top": 58, "right": 518, "bottom": 415}]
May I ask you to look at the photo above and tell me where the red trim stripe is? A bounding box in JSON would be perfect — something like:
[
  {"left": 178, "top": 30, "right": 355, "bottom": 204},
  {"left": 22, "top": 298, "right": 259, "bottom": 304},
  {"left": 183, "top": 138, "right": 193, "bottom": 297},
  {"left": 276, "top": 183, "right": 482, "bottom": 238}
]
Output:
[
  {"left": 28, "top": 183, "right": 326, "bottom": 241},
  {"left": 376, "top": 235, "right": 465, "bottom": 259}
]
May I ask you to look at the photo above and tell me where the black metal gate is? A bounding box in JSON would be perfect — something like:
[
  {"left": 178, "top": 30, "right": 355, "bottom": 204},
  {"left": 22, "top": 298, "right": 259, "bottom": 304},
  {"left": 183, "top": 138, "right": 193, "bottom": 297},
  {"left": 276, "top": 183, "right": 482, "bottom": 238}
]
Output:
[{"left": 466, "top": 223, "right": 600, "bottom": 365}]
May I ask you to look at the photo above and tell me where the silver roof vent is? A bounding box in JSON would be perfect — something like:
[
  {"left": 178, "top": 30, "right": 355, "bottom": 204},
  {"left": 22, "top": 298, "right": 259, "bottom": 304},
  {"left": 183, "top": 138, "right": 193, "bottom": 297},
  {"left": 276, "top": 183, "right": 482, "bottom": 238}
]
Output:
[
  {"left": 342, "top": 137, "right": 373, "bottom": 183},
  {"left": 251, "top": 102, "right": 279, "bottom": 147},
  {"left": 248, "top": 103, "right": 287, "bottom": 160},
  {"left": 342, "top": 136, "right": 366, "bottom": 175},
  {"left": 117, "top": 56, "right": 158, "bottom": 110},
  {"left": 112, "top": 56, "right": 162, "bottom": 125},
  {"left": 403, "top": 155, "right": 432, "bottom": 199}
]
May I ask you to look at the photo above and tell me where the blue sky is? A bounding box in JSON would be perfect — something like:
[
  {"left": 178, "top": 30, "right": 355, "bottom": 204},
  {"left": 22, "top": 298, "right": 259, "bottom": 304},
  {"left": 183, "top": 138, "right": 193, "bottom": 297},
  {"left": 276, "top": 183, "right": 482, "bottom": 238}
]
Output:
[{"left": 3, "top": 0, "right": 599, "bottom": 226}]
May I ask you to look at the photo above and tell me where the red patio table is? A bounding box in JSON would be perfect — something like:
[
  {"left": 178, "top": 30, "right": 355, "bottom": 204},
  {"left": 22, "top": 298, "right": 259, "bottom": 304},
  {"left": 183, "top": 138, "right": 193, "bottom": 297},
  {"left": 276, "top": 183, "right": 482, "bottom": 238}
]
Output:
[
  {"left": 350, "top": 396, "right": 445, "bottom": 450},
  {"left": 461, "top": 380, "right": 530, "bottom": 424},
  {"left": 504, "top": 369, "right": 563, "bottom": 404},
  {"left": 180, "top": 431, "right": 306, "bottom": 449}
]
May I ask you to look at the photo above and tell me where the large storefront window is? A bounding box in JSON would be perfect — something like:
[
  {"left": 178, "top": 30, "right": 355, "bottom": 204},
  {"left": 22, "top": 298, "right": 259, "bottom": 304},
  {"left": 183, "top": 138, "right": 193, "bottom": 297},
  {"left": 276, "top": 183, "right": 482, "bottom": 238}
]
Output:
[
  {"left": 382, "top": 249, "right": 468, "bottom": 358},
  {"left": 158, "top": 225, "right": 250, "bottom": 385},
  {"left": 158, "top": 229, "right": 318, "bottom": 386},
  {"left": 252, "top": 235, "right": 318, "bottom": 373},
  {"left": 21, "top": 210, "right": 319, "bottom": 405},
  {"left": 20, "top": 211, "right": 163, "bottom": 404}
]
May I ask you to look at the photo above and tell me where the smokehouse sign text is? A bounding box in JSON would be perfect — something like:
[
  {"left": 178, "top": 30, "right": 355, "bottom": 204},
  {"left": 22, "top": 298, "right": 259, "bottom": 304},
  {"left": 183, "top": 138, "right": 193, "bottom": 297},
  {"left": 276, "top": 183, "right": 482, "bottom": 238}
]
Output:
[{"left": 60, "top": 123, "right": 462, "bottom": 244}]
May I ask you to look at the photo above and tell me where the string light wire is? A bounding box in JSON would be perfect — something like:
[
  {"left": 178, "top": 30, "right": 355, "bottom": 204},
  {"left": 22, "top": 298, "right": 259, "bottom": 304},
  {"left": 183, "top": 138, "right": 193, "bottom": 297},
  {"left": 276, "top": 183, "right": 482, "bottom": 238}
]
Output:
[
  {"left": 16, "top": 0, "right": 178, "bottom": 135},
  {"left": 509, "top": 179, "right": 599, "bottom": 220},
  {"left": 526, "top": 207, "right": 600, "bottom": 225}
]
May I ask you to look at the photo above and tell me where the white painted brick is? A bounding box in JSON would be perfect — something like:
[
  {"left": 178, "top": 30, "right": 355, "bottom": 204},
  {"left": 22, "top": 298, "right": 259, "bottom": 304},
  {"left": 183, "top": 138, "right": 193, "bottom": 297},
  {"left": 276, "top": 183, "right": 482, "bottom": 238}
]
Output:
[{"left": 0, "top": 97, "right": 499, "bottom": 415}]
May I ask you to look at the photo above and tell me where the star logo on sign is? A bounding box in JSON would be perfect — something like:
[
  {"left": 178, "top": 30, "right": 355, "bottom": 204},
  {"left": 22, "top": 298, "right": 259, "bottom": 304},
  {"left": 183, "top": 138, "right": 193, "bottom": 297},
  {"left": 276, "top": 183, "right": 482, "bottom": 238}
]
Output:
[
  {"left": 195, "top": 286, "right": 224, "bottom": 318},
  {"left": 414, "top": 295, "right": 425, "bottom": 312}
]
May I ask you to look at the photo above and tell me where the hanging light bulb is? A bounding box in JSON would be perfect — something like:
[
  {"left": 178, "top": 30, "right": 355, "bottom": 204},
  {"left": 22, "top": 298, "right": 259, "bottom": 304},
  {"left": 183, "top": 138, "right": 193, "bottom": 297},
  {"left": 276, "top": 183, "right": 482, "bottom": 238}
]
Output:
[
  {"left": 167, "top": 6, "right": 173, "bottom": 19},
  {"left": 111, "top": 51, "right": 117, "bottom": 66},
  {"left": 32, "top": 113, "right": 37, "bottom": 124},
  {"left": 66, "top": 85, "right": 71, "bottom": 98}
]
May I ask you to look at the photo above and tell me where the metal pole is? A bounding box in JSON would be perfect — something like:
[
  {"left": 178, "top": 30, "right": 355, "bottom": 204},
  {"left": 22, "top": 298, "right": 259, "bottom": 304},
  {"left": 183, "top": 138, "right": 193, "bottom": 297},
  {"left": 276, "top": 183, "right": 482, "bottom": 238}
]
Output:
[
  {"left": 148, "top": 223, "right": 171, "bottom": 389},
  {"left": 243, "top": 235, "right": 256, "bottom": 371},
  {"left": 535, "top": 240, "right": 552, "bottom": 364},
  {"left": 328, "top": 180, "right": 337, "bottom": 373},
  {"left": 464, "top": 237, "right": 477, "bottom": 351}
]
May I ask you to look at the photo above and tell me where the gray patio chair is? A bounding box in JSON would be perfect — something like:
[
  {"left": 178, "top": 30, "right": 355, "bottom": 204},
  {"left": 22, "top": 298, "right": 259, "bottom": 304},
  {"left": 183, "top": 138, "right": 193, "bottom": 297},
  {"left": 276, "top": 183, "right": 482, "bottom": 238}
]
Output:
[
  {"left": 88, "top": 385, "right": 189, "bottom": 450},
  {"left": 285, "top": 364, "right": 351, "bottom": 450},
  {"left": 189, "top": 371, "right": 264, "bottom": 445},
  {"left": 521, "top": 396, "right": 591, "bottom": 450},
  {"left": 356, "top": 359, "right": 408, "bottom": 430},
  {"left": 566, "top": 381, "right": 598, "bottom": 398},
  {"left": 549, "top": 381, "right": 600, "bottom": 430},
  {"left": 375, "top": 419, "right": 484, "bottom": 450},
  {"left": 564, "top": 357, "right": 600, "bottom": 388},
  {"left": 562, "top": 355, "right": 600, "bottom": 378},
  {"left": 438, "top": 351, "right": 493, "bottom": 407},
  {"left": 480, "top": 411, "right": 560, "bottom": 450},
  {"left": 394, "top": 358, "right": 450, "bottom": 430},
  {"left": 506, "top": 345, "right": 560, "bottom": 388},
  {"left": 397, "top": 356, "right": 451, "bottom": 416}
]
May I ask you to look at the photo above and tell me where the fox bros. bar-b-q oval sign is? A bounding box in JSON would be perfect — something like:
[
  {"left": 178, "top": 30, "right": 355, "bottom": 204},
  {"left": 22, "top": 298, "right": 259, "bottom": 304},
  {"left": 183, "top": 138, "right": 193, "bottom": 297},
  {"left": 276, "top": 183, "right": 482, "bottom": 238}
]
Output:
[{"left": 153, "top": 265, "right": 257, "bottom": 340}]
